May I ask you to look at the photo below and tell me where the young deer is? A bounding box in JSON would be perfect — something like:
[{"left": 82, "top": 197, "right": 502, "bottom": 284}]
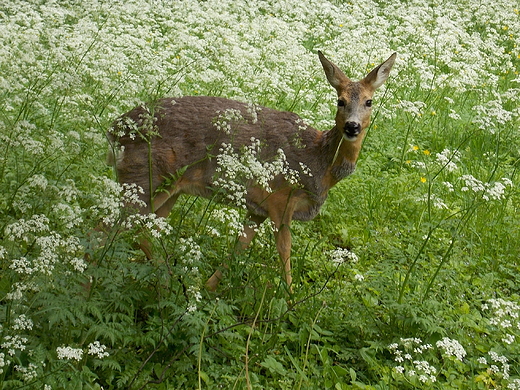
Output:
[{"left": 108, "top": 51, "right": 396, "bottom": 291}]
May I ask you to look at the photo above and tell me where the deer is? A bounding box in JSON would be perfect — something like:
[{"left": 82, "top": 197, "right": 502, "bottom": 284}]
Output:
[{"left": 107, "top": 51, "right": 396, "bottom": 292}]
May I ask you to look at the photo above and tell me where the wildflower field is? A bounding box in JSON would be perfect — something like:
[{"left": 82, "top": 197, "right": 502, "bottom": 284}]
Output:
[{"left": 1, "top": 0, "right": 519, "bottom": 388}]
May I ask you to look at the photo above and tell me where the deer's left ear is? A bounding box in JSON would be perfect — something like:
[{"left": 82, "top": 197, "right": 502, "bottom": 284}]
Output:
[{"left": 364, "top": 53, "right": 397, "bottom": 90}]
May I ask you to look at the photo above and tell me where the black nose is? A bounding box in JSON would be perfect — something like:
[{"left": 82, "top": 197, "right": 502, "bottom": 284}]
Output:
[{"left": 344, "top": 122, "right": 361, "bottom": 136}]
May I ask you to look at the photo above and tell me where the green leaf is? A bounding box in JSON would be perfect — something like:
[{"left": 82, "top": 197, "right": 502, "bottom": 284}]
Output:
[{"left": 260, "top": 356, "right": 287, "bottom": 376}]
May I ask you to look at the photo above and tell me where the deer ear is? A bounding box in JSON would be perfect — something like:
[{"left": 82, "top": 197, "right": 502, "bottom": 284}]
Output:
[
  {"left": 318, "top": 51, "right": 349, "bottom": 90},
  {"left": 364, "top": 52, "right": 397, "bottom": 90}
]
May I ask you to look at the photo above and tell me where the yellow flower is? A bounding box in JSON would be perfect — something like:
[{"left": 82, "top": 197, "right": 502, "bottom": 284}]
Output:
[
  {"left": 412, "top": 145, "right": 419, "bottom": 151},
  {"left": 420, "top": 177, "right": 427, "bottom": 183},
  {"left": 423, "top": 150, "right": 431, "bottom": 156}
]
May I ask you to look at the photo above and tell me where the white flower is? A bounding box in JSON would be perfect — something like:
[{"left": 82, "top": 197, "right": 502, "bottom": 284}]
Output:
[
  {"left": 388, "top": 343, "right": 399, "bottom": 350},
  {"left": 436, "top": 337, "right": 466, "bottom": 361},
  {"left": 502, "top": 334, "right": 515, "bottom": 344},
  {"left": 15, "top": 363, "right": 38, "bottom": 382},
  {"left": 69, "top": 257, "right": 88, "bottom": 273},
  {"left": 88, "top": 341, "right": 109, "bottom": 359},
  {"left": 435, "top": 149, "right": 460, "bottom": 172},
  {"left": 56, "top": 346, "right": 83, "bottom": 361},
  {"left": 328, "top": 248, "right": 359, "bottom": 265},
  {"left": 12, "top": 315, "right": 33, "bottom": 331},
  {"left": 1, "top": 335, "right": 28, "bottom": 356}
]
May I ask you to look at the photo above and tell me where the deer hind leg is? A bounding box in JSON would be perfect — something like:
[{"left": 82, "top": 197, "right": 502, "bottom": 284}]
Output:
[{"left": 205, "top": 212, "right": 266, "bottom": 291}]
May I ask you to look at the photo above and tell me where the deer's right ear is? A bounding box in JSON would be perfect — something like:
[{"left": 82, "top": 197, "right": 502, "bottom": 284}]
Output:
[{"left": 318, "top": 51, "right": 349, "bottom": 91}]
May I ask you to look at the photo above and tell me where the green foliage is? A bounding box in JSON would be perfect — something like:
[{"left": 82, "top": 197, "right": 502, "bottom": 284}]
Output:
[{"left": 1, "top": 0, "right": 519, "bottom": 388}]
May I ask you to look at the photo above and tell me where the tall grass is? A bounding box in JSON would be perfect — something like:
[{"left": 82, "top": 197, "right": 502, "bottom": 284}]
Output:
[{"left": 0, "top": 0, "right": 519, "bottom": 388}]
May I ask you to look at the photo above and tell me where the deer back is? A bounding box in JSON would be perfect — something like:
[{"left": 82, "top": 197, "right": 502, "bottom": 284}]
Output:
[{"left": 108, "top": 96, "right": 342, "bottom": 220}]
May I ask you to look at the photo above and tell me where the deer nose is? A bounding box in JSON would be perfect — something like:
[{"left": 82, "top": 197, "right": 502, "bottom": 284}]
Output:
[{"left": 344, "top": 122, "right": 361, "bottom": 136}]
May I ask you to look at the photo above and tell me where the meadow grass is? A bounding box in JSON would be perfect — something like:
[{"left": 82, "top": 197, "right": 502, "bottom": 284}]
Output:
[{"left": 0, "top": 0, "right": 519, "bottom": 388}]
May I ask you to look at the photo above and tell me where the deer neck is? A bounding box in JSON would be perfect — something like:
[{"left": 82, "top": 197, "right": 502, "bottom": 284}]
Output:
[{"left": 322, "top": 126, "right": 362, "bottom": 185}]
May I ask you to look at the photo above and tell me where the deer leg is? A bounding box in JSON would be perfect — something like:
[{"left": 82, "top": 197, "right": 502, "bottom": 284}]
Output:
[
  {"left": 205, "top": 213, "right": 266, "bottom": 291},
  {"left": 267, "top": 192, "right": 296, "bottom": 291},
  {"left": 275, "top": 222, "right": 293, "bottom": 289},
  {"left": 237, "top": 213, "right": 267, "bottom": 250},
  {"left": 155, "top": 193, "right": 180, "bottom": 218}
]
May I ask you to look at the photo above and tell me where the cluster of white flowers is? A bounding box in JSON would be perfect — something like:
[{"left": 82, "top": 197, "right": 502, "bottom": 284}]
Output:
[
  {"left": 0, "top": 352, "right": 5, "bottom": 374},
  {"left": 90, "top": 179, "right": 147, "bottom": 226},
  {"left": 436, "top": 337, "right": 466, "bottom": 361},
  {"left": 26, "top": 174, "right": 48, "bottom": 190},
  {"left": 52, "top": 203, "right": 83, "bottom": 230},
  {"left": 69, "top": 257, "right": 88, "bottom": 273},
  {"left": 2, "top": 335, "right": 28, "bottom": 356},
  {"left": 186, "top": 285, "right": 203, "bottom": 313},
  {"left": 12, "top": 315, "right": 34, "bottom": 331},
  {"left": 56, "top": 346, "right": 83, "bottom": 361},
  {"left": 213, "top": 138, "right": 301, "bottom": 207},
  {"left": 179, "top": 237, "right": 203, "bottom": 265},
  {"left": 472, "top": 97, "right": 516, "bottom": 133},
  {"left": 435, "top": 149, "right": 461, "bottom": 173},
  {"left": 246, "top": 103, "right": 261, "bottom": 124},
  {"left": 15, "top": 363, "right": 38, "bottom": 382},
  {"left": 214, "top": 108, "right": 245, "bottom": 134},
  {"left": 460, "top": 175, "right": 513, "bottom": 201},
  {"left": 88, "top": 341, "right": 109, "bottom": 359},
  {"left": 57, "top": 179, "right": 79, "bottom": 203},
  {"left": 208, "top": 207, "right": 245, "bottom": 238},
  {"left": 4, "top": 214, "right": 50, "bottom": 242},
  {"left": 478, "top": 351, "right": 511, "bottom": 380},
  {"left": 8, "top": 233, "right": 83, "bottom": 277},
  {"left": 122, "top": 213, "right": 173, "bottom": 239},
  {"left": 57, "top": 342, "right": 110, "bottom": 361},
  {"left": 388, "top": 338, "right": 437, "bottom": 384},
  {"left": 353, "top": 274, "right": 365, "bottom": 282},
  {"left": 121, "top": 183, "right": 147, "bottom": 209},
  {"left": 415, "top": 194, "right": 449, "bottom": 210},
  {"left": 482, "top": 298, "right": 520, "bottom": 345},
  {"left": 395, "top": 100, "right": 426, "bottom": 118},
  {"left": 327, "top": 247, "right": 359, "bottom": 265}
]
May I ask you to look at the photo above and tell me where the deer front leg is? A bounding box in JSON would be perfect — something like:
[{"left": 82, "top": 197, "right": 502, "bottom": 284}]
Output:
[
  {"left": 267, "top": 191, "right": 296, "bottom": 291},
  {"left": 205, "top": 213, "right": 266, "bottom": 291}
]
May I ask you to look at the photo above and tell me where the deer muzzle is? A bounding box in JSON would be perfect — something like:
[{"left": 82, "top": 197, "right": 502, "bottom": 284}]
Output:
[{"left": 344, "top": 121, "right": 361, "bottom": 138}]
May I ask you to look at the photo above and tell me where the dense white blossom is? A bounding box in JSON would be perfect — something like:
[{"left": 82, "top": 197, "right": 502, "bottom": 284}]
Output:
[
  {"left": 328, "top": 248, "right": 359, "bottom": 265},
  {"left": 436, "top": 337, "right": 466, "bottom": 361},
  {"left": 87, "top": 342, "right": 109, "bottom": 359},
  {"left": 56, "top": 346, "right": 83, "bottom": 361}
]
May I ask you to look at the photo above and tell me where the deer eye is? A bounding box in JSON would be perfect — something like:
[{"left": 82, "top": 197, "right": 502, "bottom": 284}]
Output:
[
  {"left": 365, "top": 99, "right": 373, "bottom": 107},
  {"left": 337, "top": 99, "right": 345, "bottom": 107}
]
